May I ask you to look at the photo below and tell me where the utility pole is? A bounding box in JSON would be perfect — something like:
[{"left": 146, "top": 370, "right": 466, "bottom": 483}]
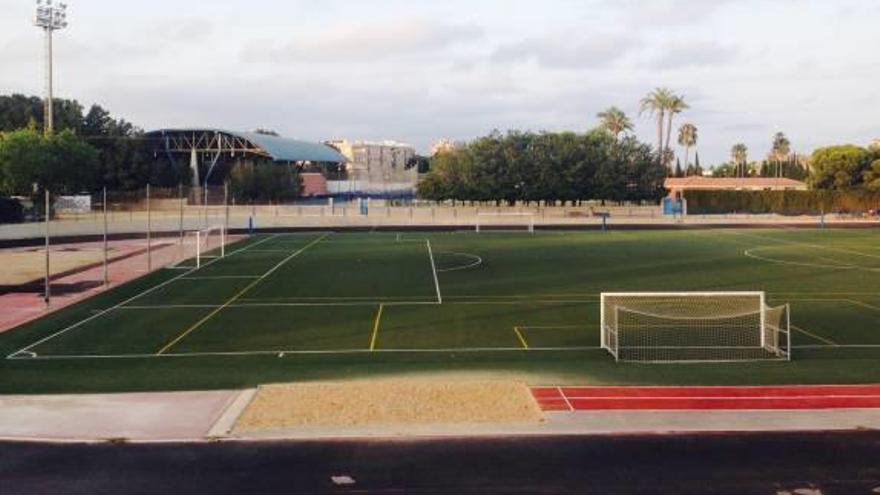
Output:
[{"left": 34, "top": 0, "right": 68, "bottom": 135}]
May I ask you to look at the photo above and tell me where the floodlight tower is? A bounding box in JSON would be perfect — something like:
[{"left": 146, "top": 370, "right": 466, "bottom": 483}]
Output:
[{"left": 34, "top": 0, "right": 68, "bottom": 135}]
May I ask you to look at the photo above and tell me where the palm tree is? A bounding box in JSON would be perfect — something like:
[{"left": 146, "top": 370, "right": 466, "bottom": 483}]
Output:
[
  {"left": 677, "top": 123, "right": 698, "bottom": 175},
  {"left": 664, "top": 95, "right": 690, "bottom": 163},
  {"left": 596, "top": 106, "right": 633, "bottom": 140},
  {"left": 771, "top": 132, "right": 791, "bottom": 178},
  {"left": 640, "top": 88, "right": 674, "bottom": 165},
  {"left": 731, "top": 143, "right": 749, "bottom": 177}
]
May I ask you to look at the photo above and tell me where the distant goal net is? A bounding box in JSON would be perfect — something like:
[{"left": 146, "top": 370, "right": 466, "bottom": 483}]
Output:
[
  {"left": 600, "top": 292, "right": 790, "bottom": 363},
  {"left": 475, "top": 212, "right": 535, "bottom": 233},
  {"left": 176, "top": 225, "right": 226, "bottom": 269}
]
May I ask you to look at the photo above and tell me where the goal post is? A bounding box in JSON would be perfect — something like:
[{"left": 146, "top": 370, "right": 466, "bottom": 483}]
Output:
[
  {"left": 475, "top": 212, "right": 535, "bottom": 233},
  {"left": 600, "top": 292, "right": 791, "bottom": 363},
  {"left": 177, "top": 224, "right": 226, "bottom": 269}
]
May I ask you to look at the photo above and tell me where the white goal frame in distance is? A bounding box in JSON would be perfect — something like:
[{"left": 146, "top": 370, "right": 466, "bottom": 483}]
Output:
[
  {"left": 600, "top": 291, "right": 791, "bottom": 363},
  {"left": 475, "top": 212, "right": 535, "bottom": 233},
  {"left": 184, "top": 224, "right": 226, "bottom": 268}
]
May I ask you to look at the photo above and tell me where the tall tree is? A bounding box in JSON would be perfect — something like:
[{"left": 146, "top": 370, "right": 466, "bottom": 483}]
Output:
[
  {"left": 731, "top": 143, "right": 749, "bottom": 177},
  {"left": 771, "top": 132, "right": 791, "bottom": 178},
  {"left": 640, "top": 88, "right": 674, "bottom": 166},
  {"left": 664, "top": 94, "right": 689, "bottom": 166},
  {"left": 677, "top": 123, "right": 698, "bottom": 175},
  {"left": 596, "top": 106, "right": 633, "bottom": 140}
]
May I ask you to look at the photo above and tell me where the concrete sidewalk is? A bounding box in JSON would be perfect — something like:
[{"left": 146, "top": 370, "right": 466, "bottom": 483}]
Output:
[
  {"left": 2, "top": 389, "right": 880, "bottom": 443},
  {"left": 0, "top": 391, "right": 239, "bottom": 442}
]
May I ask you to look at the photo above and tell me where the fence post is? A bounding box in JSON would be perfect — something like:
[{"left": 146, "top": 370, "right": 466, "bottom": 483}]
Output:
[
  {"left": 146, "top": 184, "right": 152, "bottom": 272},
  {"left": 44, "top": 189, "right": 51, "bottom": 308},
  {"left": 178, "top": 184, "right": 184, "bottom": 244},
  {"left": 103, "top": 187, "right": 109, "bottom": 287}
]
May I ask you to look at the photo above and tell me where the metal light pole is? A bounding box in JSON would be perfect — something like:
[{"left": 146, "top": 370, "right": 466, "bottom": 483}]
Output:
[{"left": 34, "top": 0, "right": 68, "bottom": 135}]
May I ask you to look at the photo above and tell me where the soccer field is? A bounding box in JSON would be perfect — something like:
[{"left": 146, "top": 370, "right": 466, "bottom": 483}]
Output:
[{"left": 2, "top": 228, "right": 880, "bottom": 393}]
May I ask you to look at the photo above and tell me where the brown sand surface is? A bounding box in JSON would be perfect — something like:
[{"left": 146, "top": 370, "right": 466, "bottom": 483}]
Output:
[
  {"left": 0, "top": 246, "right": 114, "bottom": 285},
  {"left": 234, "top": 379, "right": 545, "bottom": 432}
]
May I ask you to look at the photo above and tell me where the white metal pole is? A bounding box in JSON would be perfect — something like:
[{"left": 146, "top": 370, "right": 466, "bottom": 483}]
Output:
[
  {"left": 146, "top": 184, "right": 151, "bottom": 271},
  {"left": 178, "top": 183, "right": 184, "bottom": 244},
  {"left": 103, "top": 187, "right": 108, "bottom": 286},
  {"left": 44, "top": 189, "right": 50, "bottom": 307},
  {"left": 44, "top": 28, "right": 53, "bottom": 134},
  {"left": 223, "top": 182, "right": 229, "bottom": 257}
]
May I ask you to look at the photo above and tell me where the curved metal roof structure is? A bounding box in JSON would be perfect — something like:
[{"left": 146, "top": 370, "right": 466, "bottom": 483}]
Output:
[{"left": 145, "top": 128, "right": 347, "bottom": 163}]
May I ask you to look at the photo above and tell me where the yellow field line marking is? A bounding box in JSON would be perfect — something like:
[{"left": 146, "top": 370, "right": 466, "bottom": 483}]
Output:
[
  {"left": 846, "top": 299, "right": 880, "bottom": 313},
  {"left": 369, "top": 304, "right": 384, "bottom": 351},
  {"left": 156, "top": 233, "right": 330, "bottom": 355},
  {"left": 513, "top": 326, "right": 529, "bottom": 349},
  {"left": 790, "top": 324, "right": 838, "bottom": 347}
]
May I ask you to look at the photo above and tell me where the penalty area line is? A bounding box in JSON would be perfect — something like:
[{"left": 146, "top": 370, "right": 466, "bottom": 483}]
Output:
[{"left": 426, "top": 240, "right": 442, "bottom": 304}]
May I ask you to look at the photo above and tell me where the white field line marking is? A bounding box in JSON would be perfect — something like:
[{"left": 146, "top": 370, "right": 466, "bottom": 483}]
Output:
[
  {"left": 238, "top": 295, "right": 433, "bottom": 301},
  {"left": 521, "top": 325, "right": 589, "bottom": 329},
  {"left": 790, "top": 324, "right": 839, "bottom": 347},
  {"left": 426, "top": 240, "right": 442, "bottom": 304},
  {"left": 743, "top": 248, "right": 869, "bottom": 271},
  {"left": 156, "top": 233, "right": 331, "bottom": 355},
  {"left": 846, "top": 299, "right": 880, "bottom": 313},
  {"left": 6, "top": 234, "right": 281, "bottom": 359},
  {"left": 558, "top": 387, "right": 575, "bottom": 412},
  {"left": 9, "top": 346, "right": 607, "bottom": 361},
  {"left": 182, "top": 276, "right": 262, "bottom": 280},
  {"left": 796, "top": 344, "right": 880, "bottom": 349},
  {"left": 435, "top": 252, "right": 484, "bottom": 273},
  {"left": 727, "top": 230, "right": 880, "bottom": 260}
]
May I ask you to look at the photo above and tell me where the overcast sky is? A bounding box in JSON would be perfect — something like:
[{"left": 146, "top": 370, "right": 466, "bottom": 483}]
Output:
[{"left": 1, "top": 0, "right": 877, "bottom": 164}]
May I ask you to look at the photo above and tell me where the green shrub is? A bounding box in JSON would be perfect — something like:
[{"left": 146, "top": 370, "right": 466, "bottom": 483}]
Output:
[{"left": 686, "top": 190, "right": 880, "bottom": 215}]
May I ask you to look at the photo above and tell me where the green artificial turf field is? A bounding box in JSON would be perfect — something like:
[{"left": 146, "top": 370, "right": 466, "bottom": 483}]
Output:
[{"left": 2, "top": 228, "right": 880, "bottom": 393}]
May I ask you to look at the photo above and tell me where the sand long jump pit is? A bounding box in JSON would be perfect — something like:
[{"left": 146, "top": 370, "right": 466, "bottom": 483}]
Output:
[{"left": 231, "top": 379, "right": 545, "bottom": 436}]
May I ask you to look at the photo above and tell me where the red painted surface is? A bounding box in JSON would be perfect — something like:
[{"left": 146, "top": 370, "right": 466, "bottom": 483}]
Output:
[{"left": 532, "top": 385, "right": 880, "bottom": 411}]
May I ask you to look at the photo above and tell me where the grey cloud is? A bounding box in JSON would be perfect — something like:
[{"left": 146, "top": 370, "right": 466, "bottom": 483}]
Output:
[
  {"left": 492, "top": 34, "right": 640, "bottom": 69},
  {"left": 650, "top": 41, "right": 740, "bottom": 69},
  {"left": 241, "top": 19, "right": 483, "bottom": 63}
]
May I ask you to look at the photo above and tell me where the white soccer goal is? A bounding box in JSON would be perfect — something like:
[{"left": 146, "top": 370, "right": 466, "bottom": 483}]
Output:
[
  {"left": 600, "top": 292, "right": 791, "bottom": 363},
  {"left": 177, "top": 225, "right": 226, "bottom": 269},
  {"left": 475, "top": 212, "right": 535, "bottom": 233}
]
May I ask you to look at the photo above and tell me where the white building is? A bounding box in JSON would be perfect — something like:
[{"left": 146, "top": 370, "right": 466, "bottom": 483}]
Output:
[{"left": 325, "top": 140, "right": 417, "bottom": 196}]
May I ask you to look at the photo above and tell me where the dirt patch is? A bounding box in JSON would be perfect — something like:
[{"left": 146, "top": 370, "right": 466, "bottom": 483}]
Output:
[
  {"left": 233, "top": 379, "right": 544, "bottom": 432},
  {"left": 0, "top": 247, "right": 112, "bottom": 285}
]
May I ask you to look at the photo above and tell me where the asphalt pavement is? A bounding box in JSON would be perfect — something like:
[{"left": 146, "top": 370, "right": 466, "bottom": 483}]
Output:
[{"left": 3, "top": 432, "right": 880, "bottom": 494}]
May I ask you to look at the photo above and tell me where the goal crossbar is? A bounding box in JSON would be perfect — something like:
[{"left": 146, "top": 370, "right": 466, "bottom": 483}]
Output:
[
  {"left": 475, "top": 212, "right": 535, "bottom": 233},
  {"left": 179, "top": 225, "right": 227, "bottom": 268},
  {"left": 600, "top": 291, "right": 791, "bottom": 363}
]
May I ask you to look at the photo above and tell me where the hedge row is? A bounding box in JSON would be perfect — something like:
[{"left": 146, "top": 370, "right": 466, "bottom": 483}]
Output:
[
  {"left": 685, "top": 190, "right": 880, "bottom": 215},
  {"left": 0, "top": 197, "right": 24, "bottom": 224}
]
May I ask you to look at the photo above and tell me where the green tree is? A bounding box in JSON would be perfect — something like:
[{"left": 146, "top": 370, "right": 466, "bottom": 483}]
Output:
[
  {"left": 664, "top": 95, "right": 689, "bottom": 166},
  {"left": 771, "top": 132, "right": 791, "bottom": 178},
  {"left": 640, "top": 88, "right": 674, "bottom": 165},
  {"left": 731, "top": 143, "right": 748, "bottom": 177},
  {"left": 809, "top": 145, "right": 873, "bottom": 190},
  {"left": 677, "top": 123, "right": 697, "bottom": 174},
  {"left": 0, "top": 127, "right": 98, "bottom": 196},
  {"left": 596, "top": 106, "right": 633, "bottom": 140}
]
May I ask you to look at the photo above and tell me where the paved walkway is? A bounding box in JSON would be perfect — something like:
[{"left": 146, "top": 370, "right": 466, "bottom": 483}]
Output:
[{"left": 2, "top": 387, "right": 880, "bottom": 442}]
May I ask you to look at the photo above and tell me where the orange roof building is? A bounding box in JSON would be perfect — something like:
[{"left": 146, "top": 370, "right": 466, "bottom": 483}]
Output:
[{"left": 665, "top": 177, "right": 807, "bottom": 198}]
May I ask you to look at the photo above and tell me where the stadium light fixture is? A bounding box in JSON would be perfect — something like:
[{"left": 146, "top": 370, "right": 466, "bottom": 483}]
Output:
[{"left": 34, "top": 0, "right": 69, "bottom": 135}]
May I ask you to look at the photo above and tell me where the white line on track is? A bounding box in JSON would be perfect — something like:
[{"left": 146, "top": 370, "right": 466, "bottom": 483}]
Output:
[
  {"left": 426, "top": 240, "right": 442, "bottom": 304},
  {"left": 7, "top": 346, "right": 606, "bottom": 361},
  {"left": 5, "top": 234, "right": 283, "bottom": 360}
]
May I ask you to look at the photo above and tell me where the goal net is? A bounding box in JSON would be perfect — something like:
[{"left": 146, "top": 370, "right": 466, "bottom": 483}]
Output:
[
  {"left": 475, "top": 212, "right": 535, "bottom": 233},
  {"left": 176, "top": 225, "right": 226, "bottom": 269},
  {"left": 600, "top": 292, "right": 790, "bottom": 363}
]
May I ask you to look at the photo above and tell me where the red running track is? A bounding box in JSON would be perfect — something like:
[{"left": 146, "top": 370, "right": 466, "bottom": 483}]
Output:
[{"left": 531, "top": 385, "right": 880, "bottom": 411}]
